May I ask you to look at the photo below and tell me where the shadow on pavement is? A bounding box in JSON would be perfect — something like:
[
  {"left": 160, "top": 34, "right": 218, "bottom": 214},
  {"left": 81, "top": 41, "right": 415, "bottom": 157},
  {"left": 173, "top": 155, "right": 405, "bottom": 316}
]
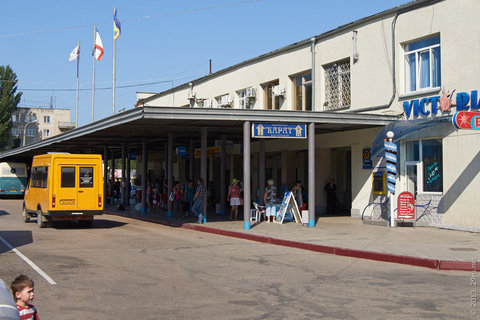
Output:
[
  {"left": 0, "top": 230, "right": 33, "bottom": 254},
  {"left": 0, "top": 210, "right": 9, "bottom": 217},
  {"left": 46, "top": 219, "right": 128, "bottom": 230}
]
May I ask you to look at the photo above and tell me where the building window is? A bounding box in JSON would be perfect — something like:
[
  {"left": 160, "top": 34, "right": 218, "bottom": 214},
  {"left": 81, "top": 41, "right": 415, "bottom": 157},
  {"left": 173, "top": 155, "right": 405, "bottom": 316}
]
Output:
[
  {"left": 27, "top": 114, "right": 36, "bottom": 122},
  {"left": 26, "top": 128, "right": 36, "bottom": 137},
  {"left": 404, "top": 138, "right": 443, "bottom": 194},
  {"left": 263, "top": 80, "right": 281, "bottom": 110},
  {"left": 42, "top": 129, "right": 50, "bottom": 137},
  {"left": 44, "top": 116, "right": 50, "bottom": 123},
  {"left": 324, "top": 59, "right": 350, "bottom": 110},
  {"left": 11, "top": 128, "right": 19, "bottom": 137},
  {"left": 12, "top": 114, "right": 18, "bottom": 122},
  {"left": 293, "top": 73, "right": 312, "bottom": 111},
  {"left": 404, "top": 35, "right": 441, "bottom": 93},
  {"left": 237, "top": 88, "right": 255, "bottom": 109}
]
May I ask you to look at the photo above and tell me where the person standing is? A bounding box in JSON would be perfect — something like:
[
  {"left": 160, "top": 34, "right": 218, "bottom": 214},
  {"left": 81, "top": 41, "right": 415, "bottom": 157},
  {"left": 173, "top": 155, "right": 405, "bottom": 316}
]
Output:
[
  {"left": 293, "top": 180, "right": 303, "bottom": 211},
  {"left": 10, "top": 275, "right": 39, "bottom": 320},
  {"left": 191, "top": 178, "right": 206, "bottom": 224},
  {"left": 227, "top": 178, "right": 241, "bottom": 220},
  {"left": 185, "top": 180, "right": 195, "bottom": 218},
  {"left": 264, "top": 178, "right": 277, "bottom": 223},
  {"left": 324, "top": 178, "right": 337, "bottom": 215},
  {"left": 172, "top": 182, "right": 183, "bottom": 219}
]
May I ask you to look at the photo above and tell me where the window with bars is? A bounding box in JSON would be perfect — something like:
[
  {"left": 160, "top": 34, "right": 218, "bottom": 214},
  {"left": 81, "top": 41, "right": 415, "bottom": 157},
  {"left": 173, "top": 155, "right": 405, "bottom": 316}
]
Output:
[{"left": 324, "top": 59, "right": 351, "bottom": 111}]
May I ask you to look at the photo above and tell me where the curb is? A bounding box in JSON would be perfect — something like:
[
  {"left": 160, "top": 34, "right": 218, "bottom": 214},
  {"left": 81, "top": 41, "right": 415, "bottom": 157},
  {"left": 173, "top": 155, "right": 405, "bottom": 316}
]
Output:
[{"left": 107, "top": 211, "right": 476, "bottom": 272}]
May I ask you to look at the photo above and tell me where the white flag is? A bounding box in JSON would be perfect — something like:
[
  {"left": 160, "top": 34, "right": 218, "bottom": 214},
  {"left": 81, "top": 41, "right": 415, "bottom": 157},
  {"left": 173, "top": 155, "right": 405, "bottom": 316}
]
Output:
[
  {"left": 69, "top": 43, "right": 79, "bottom": 62},
  {"left": 94, "top": 31, "right": 104, "bottom": 61}
]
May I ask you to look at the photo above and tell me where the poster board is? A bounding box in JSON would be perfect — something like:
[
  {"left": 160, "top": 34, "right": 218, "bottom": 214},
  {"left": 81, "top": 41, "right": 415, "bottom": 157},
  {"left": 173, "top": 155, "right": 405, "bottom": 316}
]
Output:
[{"left": 274, "top": 191, "right": 302, "bottom": 224}]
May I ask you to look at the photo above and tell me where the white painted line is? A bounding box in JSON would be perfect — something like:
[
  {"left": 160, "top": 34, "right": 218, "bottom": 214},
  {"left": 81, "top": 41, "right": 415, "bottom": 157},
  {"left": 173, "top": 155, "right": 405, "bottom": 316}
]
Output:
[{"left": 0, "top": 236, "right": 56, "bottom": 285}]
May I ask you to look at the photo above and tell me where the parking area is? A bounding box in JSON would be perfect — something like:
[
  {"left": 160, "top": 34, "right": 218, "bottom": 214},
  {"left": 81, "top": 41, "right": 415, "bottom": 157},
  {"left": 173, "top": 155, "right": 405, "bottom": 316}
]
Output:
[{"left": 0, "top": 199, "right": 475, "bottom": 319}]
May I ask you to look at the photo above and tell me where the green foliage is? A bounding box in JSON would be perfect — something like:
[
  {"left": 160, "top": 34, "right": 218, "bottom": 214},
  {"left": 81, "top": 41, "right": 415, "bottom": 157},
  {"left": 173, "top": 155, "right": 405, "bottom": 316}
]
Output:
[{"left": 0, "top": 65, "right": 22, "bottom": 150}]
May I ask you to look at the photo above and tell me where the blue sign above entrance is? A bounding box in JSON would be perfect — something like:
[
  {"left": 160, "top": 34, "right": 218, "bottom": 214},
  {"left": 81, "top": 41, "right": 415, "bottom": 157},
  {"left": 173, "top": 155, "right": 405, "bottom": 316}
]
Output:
[{"left": 252, "top": 123, "right": 307, "bottom": 139}]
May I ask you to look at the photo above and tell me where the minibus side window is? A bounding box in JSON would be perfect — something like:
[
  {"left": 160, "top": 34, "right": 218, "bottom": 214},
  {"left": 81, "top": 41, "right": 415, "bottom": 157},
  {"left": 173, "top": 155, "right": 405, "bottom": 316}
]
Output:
[
  {"left": 30, "top": 166, "right": 48, "bottom": 188},
  {"left": 79, "top": 167, "right": 94, "bottom": 188},
  {"left": 61, "top": 167, "right": 76, "bottom": 188}
]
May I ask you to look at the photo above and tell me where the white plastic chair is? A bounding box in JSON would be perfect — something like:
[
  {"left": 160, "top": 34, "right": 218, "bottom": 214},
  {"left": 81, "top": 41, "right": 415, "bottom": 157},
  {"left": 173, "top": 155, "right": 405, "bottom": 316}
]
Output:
[{"left": 251, "top": 202, "right": 266, "bottom": 222}]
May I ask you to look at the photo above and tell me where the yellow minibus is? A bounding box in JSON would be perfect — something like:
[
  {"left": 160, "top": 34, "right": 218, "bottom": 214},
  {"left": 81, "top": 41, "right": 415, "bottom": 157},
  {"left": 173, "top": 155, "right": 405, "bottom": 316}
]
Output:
[{"left": 23, "top": 154, "right": 104, "bottom": 227}]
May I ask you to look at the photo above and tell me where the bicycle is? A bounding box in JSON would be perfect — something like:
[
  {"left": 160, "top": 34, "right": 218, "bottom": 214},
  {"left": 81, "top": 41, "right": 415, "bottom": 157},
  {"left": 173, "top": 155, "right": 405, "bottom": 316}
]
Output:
[{"left": 361, "top": 198, "right": 390, "bottom": 221}]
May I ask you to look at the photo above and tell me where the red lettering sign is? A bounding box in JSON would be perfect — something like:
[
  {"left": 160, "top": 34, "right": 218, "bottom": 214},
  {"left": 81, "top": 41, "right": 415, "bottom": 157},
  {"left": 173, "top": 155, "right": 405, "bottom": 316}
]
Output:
[{"left": 397, "top": 191, "right": 415, "bottom": 220}]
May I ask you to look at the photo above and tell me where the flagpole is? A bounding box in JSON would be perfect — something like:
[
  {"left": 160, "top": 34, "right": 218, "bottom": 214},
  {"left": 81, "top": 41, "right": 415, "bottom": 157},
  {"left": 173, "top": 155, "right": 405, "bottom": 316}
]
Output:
[
  {"left": 91, "top": 25, "right": 96, "bottom": 123},
  {"left": 113, "top": 7, "right": 116, "bottom": 116},
  {"left": 75, "top": 40, "right": 80, "bottom": 128}
]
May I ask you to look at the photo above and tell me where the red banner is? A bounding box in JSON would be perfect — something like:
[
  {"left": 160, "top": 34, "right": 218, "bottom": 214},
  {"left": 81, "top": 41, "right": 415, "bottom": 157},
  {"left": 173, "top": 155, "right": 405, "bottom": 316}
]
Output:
[
  {"left": 452, "top": 111, "right": 480, "bottom": 129},
  {"left": 397, "top": 191, "right": 415, "bottom": 220}
]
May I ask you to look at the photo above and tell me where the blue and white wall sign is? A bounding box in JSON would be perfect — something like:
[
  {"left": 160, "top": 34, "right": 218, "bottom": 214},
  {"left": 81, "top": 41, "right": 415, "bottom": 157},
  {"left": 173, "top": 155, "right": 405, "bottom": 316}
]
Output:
[
  {"left": 384, "top": 140, "right": 398, "bottom": 194},
  {"left": 252, "top": 123, "right": 307, "bottom": 139},
  {"left": 403, "top": 90, "right": 480, "bottom": 119}
]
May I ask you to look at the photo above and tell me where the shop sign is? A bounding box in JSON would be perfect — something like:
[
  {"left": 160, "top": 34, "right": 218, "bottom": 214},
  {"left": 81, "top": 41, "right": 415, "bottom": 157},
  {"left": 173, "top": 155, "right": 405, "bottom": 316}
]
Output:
[
  {"left": 397, "top": 191, "right": 415, "bottom": 220},
  {"left": 362, "top": 148, "right": 372, "bottom": 169},
  {"left": 194, "top": 147, "right": 220, "bottom": 158},
  {"left": 252, "top": 123, "right": 306, "bottom": 139},
  {"left": 176, "top": 146, "right": 187, "bottom": 156},
  {"left": 384, "top": 141, "right": 397, "bottom": 194},
  {"left": 403, "top": 90, "right": 480, "bottom": 119},
  {"left": 452, "top": 111, "right": 480, "bottom": 130}
]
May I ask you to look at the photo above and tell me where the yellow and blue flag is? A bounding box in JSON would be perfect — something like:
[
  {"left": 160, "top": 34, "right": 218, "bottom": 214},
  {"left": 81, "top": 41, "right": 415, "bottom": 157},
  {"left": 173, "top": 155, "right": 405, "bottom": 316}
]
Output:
[{"left": 114, "top": 8, "right": 121, "bottom": 40}]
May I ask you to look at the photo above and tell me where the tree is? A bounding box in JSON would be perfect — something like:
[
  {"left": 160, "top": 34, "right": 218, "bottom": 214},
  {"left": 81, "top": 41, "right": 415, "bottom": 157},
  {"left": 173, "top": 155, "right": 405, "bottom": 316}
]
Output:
[{"left": 0, "top": 65, "right": 22, "bottom": 150}]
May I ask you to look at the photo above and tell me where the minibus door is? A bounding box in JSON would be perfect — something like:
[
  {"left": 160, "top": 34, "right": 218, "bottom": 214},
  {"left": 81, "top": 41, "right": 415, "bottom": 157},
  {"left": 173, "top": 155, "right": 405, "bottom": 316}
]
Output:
[
  {"left": 77, "top": 165, "right": 98, "bottom": 211},
  {"left": 58, "top": 166, "right": 78, "bottom": 211}
]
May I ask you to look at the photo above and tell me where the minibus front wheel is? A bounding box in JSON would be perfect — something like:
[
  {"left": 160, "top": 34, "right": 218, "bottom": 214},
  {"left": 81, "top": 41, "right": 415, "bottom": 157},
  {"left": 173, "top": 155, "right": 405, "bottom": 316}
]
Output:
[{"left": 22, "top": 205, "right": 30, "bottom": 223}]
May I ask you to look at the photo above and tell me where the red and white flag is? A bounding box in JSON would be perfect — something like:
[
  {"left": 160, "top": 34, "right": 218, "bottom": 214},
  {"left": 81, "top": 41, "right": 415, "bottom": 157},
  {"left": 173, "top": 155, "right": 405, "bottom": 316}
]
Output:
[{"left": 93, "top": 30, "right": 104, "bottom": 61}]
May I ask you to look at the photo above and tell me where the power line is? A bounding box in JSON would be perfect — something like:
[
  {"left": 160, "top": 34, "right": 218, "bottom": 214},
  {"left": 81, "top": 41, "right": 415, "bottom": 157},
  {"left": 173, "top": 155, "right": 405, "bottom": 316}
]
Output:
[
  {"left": 18, "top": 75, "right": 200, "bottom": 92},
  {"left": 0, "top": 0, "right": 263, "bottom": 39}
]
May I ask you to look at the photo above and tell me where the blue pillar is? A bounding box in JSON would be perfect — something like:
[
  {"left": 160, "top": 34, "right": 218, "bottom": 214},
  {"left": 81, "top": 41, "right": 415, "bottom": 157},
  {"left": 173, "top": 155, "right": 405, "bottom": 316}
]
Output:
[
  {"left": 243, "top": 121, "right": 251, "bottom": 230},
  {"left": 308, "top": 122, "right": 316, "bottom": 227}
]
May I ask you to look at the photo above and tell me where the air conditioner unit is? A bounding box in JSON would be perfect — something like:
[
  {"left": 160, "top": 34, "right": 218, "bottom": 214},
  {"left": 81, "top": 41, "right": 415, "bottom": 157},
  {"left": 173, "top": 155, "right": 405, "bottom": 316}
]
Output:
[
  {"left": 202, "top": 99, "right": 212, "bottom": 108},
  {"left": 246, "top": 87, "right": 256, "bottom": 98},
  {"left": 187, "top": 91, "right": 196, "bottom": 100},
  {"left": 272, "top": 85, "right": 285, "bottom": 96},
  {"left": 219, "top": 94, "right": 232, "bottom": 107}
]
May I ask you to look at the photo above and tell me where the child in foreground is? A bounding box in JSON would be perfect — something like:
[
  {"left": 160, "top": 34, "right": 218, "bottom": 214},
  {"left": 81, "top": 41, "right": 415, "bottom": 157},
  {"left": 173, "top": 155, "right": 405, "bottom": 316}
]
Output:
[{"left": 10, "top": 275, "right": 39, "bottom": 320}]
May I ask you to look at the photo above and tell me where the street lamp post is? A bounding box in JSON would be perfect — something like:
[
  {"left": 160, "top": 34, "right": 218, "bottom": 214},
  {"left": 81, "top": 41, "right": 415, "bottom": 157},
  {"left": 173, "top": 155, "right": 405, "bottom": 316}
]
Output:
[{"left": 23, "top": 120, "right": 37, "bottom": 146}]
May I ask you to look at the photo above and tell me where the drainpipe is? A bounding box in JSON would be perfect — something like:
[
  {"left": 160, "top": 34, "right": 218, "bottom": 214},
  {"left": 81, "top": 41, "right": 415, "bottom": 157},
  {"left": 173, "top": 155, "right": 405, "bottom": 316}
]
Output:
[
  {"left": 346, "top": 12, "right": 399, "bottom": 113},
  {"left": 311, "top": 37, "right": 316, "bottom": 110}
]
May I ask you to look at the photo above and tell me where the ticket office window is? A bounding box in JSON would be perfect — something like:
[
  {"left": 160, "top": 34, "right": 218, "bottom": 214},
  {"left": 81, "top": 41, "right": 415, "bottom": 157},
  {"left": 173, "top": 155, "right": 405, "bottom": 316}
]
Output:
[{"left": 404, "top": 138, "right": 443, "bottom": 195}]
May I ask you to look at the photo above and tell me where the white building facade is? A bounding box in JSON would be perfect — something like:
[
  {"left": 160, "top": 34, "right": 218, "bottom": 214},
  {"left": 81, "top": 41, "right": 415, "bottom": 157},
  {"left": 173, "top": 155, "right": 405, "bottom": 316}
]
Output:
[{"left": 137, "top": 0, "right": 480, "bottom": 231}]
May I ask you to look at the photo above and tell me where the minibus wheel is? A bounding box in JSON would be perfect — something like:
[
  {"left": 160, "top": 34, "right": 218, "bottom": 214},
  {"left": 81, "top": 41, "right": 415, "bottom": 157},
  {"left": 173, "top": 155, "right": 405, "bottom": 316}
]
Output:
[
  {"left": 37, "top": 209, "right": 46, "bottom": 228},
  {"left": 22, "top": 205, "right": 30, "bottom": 223}
]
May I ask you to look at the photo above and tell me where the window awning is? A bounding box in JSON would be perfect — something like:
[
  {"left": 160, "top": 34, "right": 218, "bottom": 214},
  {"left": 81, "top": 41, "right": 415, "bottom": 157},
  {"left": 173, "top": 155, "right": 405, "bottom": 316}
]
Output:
[{"left": 371, "top": 116, "right": 452, "bottom": 158}]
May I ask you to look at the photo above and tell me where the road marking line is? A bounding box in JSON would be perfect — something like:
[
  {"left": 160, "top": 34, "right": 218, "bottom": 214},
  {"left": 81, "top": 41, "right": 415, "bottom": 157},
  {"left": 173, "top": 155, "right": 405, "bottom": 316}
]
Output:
[{"left": 0, "top": 236, "right": 56, "bottom": 285}]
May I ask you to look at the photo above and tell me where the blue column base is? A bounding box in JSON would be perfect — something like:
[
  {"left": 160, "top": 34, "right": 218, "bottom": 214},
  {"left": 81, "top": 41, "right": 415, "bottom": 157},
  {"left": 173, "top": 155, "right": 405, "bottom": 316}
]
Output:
[
  {"left": 141, "top": 208, "right": 146, "bottom": 215},
  {"left": 244, "top": 221, "right": 251, "bottom": 230},
  {"left": 308, "top": 219, "right": 315, "bottom": 227},
  {"left": 203, "top": 216, "right": 207, "bottom": 223},
  {"left": 220, "top": 209, "right": 225, "bottom": 216},
  {"left": 168, "top": 211, "right": 173, "bottom": 218}
]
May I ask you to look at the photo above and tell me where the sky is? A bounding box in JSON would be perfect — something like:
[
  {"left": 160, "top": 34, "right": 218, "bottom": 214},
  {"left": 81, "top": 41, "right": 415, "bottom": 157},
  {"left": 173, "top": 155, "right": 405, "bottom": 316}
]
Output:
[{"left": 0, "top": 0, "right": 410, "bottom": 127}]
